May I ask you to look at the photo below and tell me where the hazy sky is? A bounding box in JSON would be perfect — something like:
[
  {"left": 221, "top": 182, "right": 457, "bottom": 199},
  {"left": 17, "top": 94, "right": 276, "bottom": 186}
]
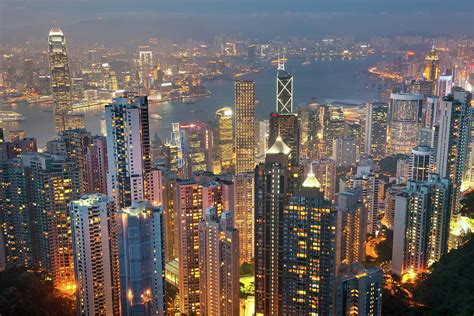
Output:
[{"left": 1, "top": 0, "right": 473, "bottom": 45}]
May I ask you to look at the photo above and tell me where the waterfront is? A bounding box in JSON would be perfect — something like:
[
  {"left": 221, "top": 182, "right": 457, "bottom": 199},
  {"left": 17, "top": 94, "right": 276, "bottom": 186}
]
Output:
[{"left": 0, "top": 55, "right": 393, "bottom": 147}]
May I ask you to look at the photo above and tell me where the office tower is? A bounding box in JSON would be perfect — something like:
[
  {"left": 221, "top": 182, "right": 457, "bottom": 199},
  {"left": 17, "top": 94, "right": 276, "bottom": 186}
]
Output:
[
  {"left": 105, "top": 92, "right": 151, "bottom": 208},
  {"left": 335, "top": 264, "right": 383, "bottom": 316},
  {"left": 347, "top": 170, "right": 383, "bottom": 235},
  {"left": 201, "top": 179, "right": 233, "bottom": 218},
  {"left": 255, "top": 136, "right": 299, "bottom": 315},
  {"left": 309, "top": 158, "right": 337, "bottom": 202},
  {"left": 118, "top": 201, "right": 165, "bottom": 316},
  {"left": 388, "top": 93, "right": 424, "bottom": 154},
  {"left": 384, "top": 184, "right": 406, "bottom": 229},
  {"left": 276, "top": 59, "right": 293, "bottom": 113},
  {"left": 163, "top": 174, "right": 178, "bottom": 262},
  {"left": 147, "top": 167, "right": 165, "bottom": 207},
  {"left": 425, "top": 96, "right": 439, "bottom": 127},
  {"left": 256, "top": 119, "right": 269, "bottom": 159},
  {"left": 181, "top": 122, "right": 211, "bottom": 176},
  {"left": 409, "top": 145, "right": 434, "bottom": 181},
  {"left": 247, "top": 44, "right": 257, "bottom": 65},
  {"left": 437, "top": 75, "right": 453, "bottom": 97},
  {"left": 396, "top": 157, "right": 410, "bottom": 184},
  {"left": 85, "top": 136, "right": 108, "bottom": 194},
  {"left": 365, "top": 102, "right": 388, "bottom": 160},
  {"left": 268, "top": 112, "right": 300, "bottom": 163},
  {"left": 436, "top": 88, "right": 472, "bottom": 217},
  {"left": 70, "top": 194, "right": 120, "bottom": 316},
  {"left": 323, "top": 107, "right": 346, "bottom": 157},
  {"left": 176, "top": 179, "right": 203, "bottom": 315},
  {"left": 332, "top": 137, "right": 357, "bottom": 167},
  {"left": 233, "top": 172, "right": 254, "bottom": 263},
  {"left": 336, "top": 188, "right": 367, "bottom": 267},
  {"left": 0, "top": 158, "right": 32, "bottom": 266},
  {"left": 419, "top": 126, "right": 435, "bottom": 147},
  {"left": 21, "top": 153, "right": 80, "bottom": 291},
  {"left": 235, "top": 80, "right": 256, "bottom": 174},
  {"left": 391, "top": 174, "right": 451, "bottom": 276},
  {"left": 198, "top": 209, "right": 239, "bottom": 316},
  {"left": 423, "top": 48, "right": 440, "bottom": 82},
  {"left": 214, "top": 107, "right": 234, "bottom": 174},
  {"left": 166, "top": 123, "right": 186, "bottom": 178},
  {"left": 281, "top": 170, "right": 337, "bottom": 315}
]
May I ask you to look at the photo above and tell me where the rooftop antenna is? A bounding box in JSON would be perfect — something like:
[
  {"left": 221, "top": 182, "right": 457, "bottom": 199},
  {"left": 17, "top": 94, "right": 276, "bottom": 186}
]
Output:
[{"left": 278, "top": 47, "right": 285, "bottom": 71}]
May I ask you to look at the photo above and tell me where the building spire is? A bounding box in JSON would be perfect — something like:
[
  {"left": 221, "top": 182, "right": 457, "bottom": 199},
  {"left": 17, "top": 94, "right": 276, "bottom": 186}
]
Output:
[
  {"left": 302, "top": 163, "right": 321, "bottom": 188},
  {"left": 278, "top": 47, "right": 285, "bottom": 71}
]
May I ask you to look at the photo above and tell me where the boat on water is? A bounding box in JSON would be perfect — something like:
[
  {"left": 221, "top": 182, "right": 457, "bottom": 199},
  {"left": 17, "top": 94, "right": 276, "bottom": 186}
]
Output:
[
  {"left": 0, "top": 111, "right": 25, "bottom": 122},
  {"left": 151, "top": 113, "right": 162, "bottom": 120},
  {"left": 302, "top": 60, "right": 311, "bottom": 66}
]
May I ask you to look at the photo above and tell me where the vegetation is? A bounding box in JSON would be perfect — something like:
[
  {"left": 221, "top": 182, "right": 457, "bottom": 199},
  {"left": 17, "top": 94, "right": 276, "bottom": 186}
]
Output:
[
  {"left": 0, "top": 266, "right": 75, "bottom": 315},
  {"left": 379, "top": 154, "right": 408, "bottom": 176},
  {"left": 383, "top": 239, "right": 474, "bottom": 315},
  {"left": 461, "top": 190, "right": 474, "bottom": 218}
]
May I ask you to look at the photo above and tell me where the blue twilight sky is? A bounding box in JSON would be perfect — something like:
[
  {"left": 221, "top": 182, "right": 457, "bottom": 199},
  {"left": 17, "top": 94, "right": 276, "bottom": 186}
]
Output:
[{"left": 1, "top": 0, "right": 473, "bottom": 44}]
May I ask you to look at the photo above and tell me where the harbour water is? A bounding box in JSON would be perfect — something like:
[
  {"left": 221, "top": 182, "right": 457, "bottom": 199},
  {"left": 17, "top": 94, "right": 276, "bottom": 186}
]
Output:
[{"left": 0, "top": 55, "right": 392, "bottom": 147}]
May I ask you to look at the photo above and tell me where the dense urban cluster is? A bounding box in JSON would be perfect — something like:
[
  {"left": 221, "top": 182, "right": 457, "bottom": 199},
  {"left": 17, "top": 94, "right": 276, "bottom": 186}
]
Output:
[{"left": 0, "top": 26, "right": 473, "bottom": 316}]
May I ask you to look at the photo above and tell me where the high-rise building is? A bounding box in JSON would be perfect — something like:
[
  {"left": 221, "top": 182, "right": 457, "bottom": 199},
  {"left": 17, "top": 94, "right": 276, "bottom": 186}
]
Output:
[
  {"left": 198, "top": 209, "right": 239, "bottom": 316},
  {"left": 233, "top": 172, "right": 255, "bottom": 263},
  {"left": 176, "top": 179, "right": 203, "bottom": 315},
  {"left": 384, "top": 184, "right": 406, "bottom": 229},
  {"left": 181, "top": 122, "right": 212, "bottom": 176},
  {"left": 268, "top": 112, "right": 300, "bottom": 163},
  {"left": 235, "top": 80, "right": 256, "bottom": 174},
  {"left": 117, "top": 201, "right": 165, "bottom": 315},
  {"left": 437, "top": 75, "right": 453, "bottom": 97},
  {"left": 396, "top": 157, "right": 410, "bottom": 184},
  {"left": 388, "top": 93, "right": 424, "bottom": 154},
  {"left": 335, "top": 264, "right": 383, "bottom": 316},
  {"left": 423, "top": 48, "right": 440, "bottom": 82},
  {"left": 214, "top": 107, "right": 234, "bottom": 174},
  {"left": 276, "top": 61, "right": 293, "bottom": 113},
  {"left": 309, "top": 158, "right": 337, "bottom": 202},
  {"left": 391, "top": 174, "right": 451, "bottom": 276},
  {"left": 48, "top": 27, "right": 85, "bottom": 132},
  {"left": 365, "top": 102, "right": 388, "bottom": 160},
  {"left": 256, "top": 119, "right": 270, "bottom": 160},
  {"left": 332, "top": 137, "right": 357, "bottom": 167},
  {"left": 281, "top": 170, "right": 336, "bottom": 315},
  {"left": 436, "top": 88, "right": 472, "bottom": 217},
  {"left": 85, "top": 136, "right": 108, "bottom": 194},
  {"left": 70, "top": 194, "right": 120, "bottom": 316},
  {"left": 105, "top": 92, "right": 151, "bottom": 208},
  {"left": 323, "top": 107, "right": 346, "bottom": 158},
  {"left": 409, "top": 145, "right": 434, "bottom": 181},
  {"left": 255, "top": 136, "right": 299, "bottom": 315},
  {"left": 336, "top": 188, "right": 367, "bottom": 267}
]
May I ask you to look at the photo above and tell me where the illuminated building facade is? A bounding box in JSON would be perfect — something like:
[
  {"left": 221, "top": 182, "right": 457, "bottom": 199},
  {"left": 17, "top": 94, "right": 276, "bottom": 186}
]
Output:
[
  {"left": 384, "top": 184, "right": 406, "bottom": 229},
  {"left": 335, "top": 264, "right": 383, "bottom": 316},
  {"left": 281, "top": 171, "right": 336, "bottom": 315},
  {"left": 269, "top": 112, "right": 300, "bottom": 163},
  {"left": 323, "top": 107, "right": 345, "bottom": 158},
  {"left": 388, "top": 93, "right": 424, "bottom": 154},
  {"left": 332, "top": 137, "right": 357, "bottom": 167},
  {"left": 117, "top": 201, "right": 165, "bottom": 316},
  {"left": 233, "top": 172, "right": 255, "bottom": 263},
  {"left": 336, "top": 188, "right": 367, "bottom": 267},
  {"left": 423, "top": 48, "right": 440, "bottom": 82},
  {"left": 235, "top": 80, "right": 256, "bottom": 174},
  {"left": 181, "top": 122, "right": 211, "bottom": 176},
  {"left": 70, "top": 194, "right": 120, "bottom": 316},
  {"left": 48, "top": 27, "right": 74, "bottom": 132},
  {"left": 214, "top": 107, "right": 234, "bottom": 174},
  {"left": 409, "top": 145, "right": 434, "bottom": 182},
  {"left": 85, "top": 136, "right": 108, "bottom": 194},
  {"left": 105, "top": 92, "right": 151, "bottom": 208},
  {"left": 198, "top": 209, "right": 240, "bottom": 316},
  {"left": 276, "top": 61, "right": 293, "bottom": 113},
  {"left": 365, "top": 102, "right": 388, "bottom": 160},
  {"left": 176, "top": 179, "right": 203, "bottom": 315},
  {"left": 309, "top": 158, "right": 337, "bottom": 202},
  {"left": 436, "top": 88, "right": 472, "bottom": 217},
  {"left": 391, "top": 174, "right": 451, "bottom": 276}
]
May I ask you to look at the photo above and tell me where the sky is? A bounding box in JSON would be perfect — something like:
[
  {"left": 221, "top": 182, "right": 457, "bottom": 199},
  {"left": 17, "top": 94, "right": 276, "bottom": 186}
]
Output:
[{"left": 1, "top": 0, "right": 473, "bottom": 45}]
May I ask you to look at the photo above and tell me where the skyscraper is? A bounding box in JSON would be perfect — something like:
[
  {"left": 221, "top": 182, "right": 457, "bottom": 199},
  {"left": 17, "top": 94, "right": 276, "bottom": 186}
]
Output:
[
  {"left": 391, "top": 174, "right": 451, "bottom": 276},
  {"left": 409, "top": 145, "right": 434, "bottom": 181},
  {"left": 181, "top": 122, "right": 212, "bottom": 176},
  {"left": 436, "top": 88, "right": 472, "bottom": 217},
  {"left": 176, "top": 179, "right": 203, "bottom": 315},
  {"left": 268, "top": 112, "right": 300, "bottom": 163},
  {"left": 117, "top": 201, "right": 165, "bottom": 315},
  {"left": 423, "top": 48, "right": 440, "bottom": 82},
  {"left": 388, "top": 93, "right": 424, "bottom": 154},
  {"left": 214, "top": 107, "right": 234, "bottom": 174},
  {"left": 365, "top": 102, "right": 388, "bottom": 160},
  {"left": 233, "top": 172, "right": 255, "bottom": 263},
  {"left": 281, "top": 170, "right": 337, "bottom": 315},
  {"left": 70, "top": 194, "right": 120, "bottom": 316},
  {"left": 48, "top": 27, "right": 85, "bottom": 132},
  {"left": 235, "top": 80, "right": 256, "bottom": 174},
  {"left": 255, "top": 136, "right": 299, "bottom": 315},
  {"left": 105, "top": 92, "right": 151, "bottom": 208},
  {"left": 309, "top": 158, "right": 337, "bottom": 202},
  {"left": 332, "top": 137, "right": 357, "bottom": 167},
  {"left": 276, "top": 59, "right": 293, "bottom": 113},
  {"left": 198, "top": 209, "right": 240, "bottom": 316},
  {"left": 335, "top": 264, "right": 383, "bottom": 316}
]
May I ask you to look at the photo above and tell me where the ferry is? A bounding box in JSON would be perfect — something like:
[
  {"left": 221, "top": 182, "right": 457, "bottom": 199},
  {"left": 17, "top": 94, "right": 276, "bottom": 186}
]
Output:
[
  {"left": 0, "top": 111, "right": 25, "bottom": 122},
  {"left": 151, "top": 113, "right": 162, "bottom": 120}
]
